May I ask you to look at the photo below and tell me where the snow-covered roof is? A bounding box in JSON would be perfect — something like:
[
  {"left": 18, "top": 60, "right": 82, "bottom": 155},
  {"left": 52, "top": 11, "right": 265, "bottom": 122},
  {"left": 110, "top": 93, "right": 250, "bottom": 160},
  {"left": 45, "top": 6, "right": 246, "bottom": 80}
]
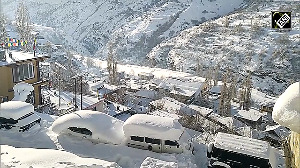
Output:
[
  {"left": 134, "top": 89, "right": 158, "bottom": 99},
  {"left": 234, "top": 109, "right": 264, "bottom": 122},
  {"left": 272, "top": 82, "right": 300, "bottom": 133},
  {"left": 214, "top": 132, "right": 270, "bottom": 159},
  {"left": 0, "top": 101, "right": 34, "bottom": 120},
  {"left": 51, "top": 110, "right": 124, "bottom": 145},
  {"left": 0, "top": 51, "right": 49, "bottom": 67},
  {"left": 188, "top": 105, "right": 212, "bottom": 116},
  {"left": 148, "top": 110, "right": 180, "bottom": 119},
  {"left": 150, "top": 97, "right": 194, "bottom": 116},
  {"left": 153, "top": 78, "right": 204, "bottom": 97},
  {"left": 123, "top": 114, "right": 183, "bottom": 141},
  {"left": 264, "top": 125, "right": 289, "bottom": 137}
]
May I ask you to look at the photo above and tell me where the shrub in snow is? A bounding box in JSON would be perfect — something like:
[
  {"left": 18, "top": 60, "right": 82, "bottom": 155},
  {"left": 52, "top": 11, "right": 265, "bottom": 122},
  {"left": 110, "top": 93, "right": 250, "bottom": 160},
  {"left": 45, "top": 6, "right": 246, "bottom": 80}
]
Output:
[{"left": 51, "top": 110, "right": 125, "bottom": 145}]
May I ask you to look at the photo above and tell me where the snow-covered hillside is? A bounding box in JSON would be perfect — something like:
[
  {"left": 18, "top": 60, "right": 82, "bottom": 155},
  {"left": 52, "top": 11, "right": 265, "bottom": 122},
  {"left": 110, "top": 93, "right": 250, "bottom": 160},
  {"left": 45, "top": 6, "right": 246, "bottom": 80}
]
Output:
[
  {"left": 2, "top": 0, "right": 247, "bottom": 63},
  {"left": 147, "top": 0, "right": 300, "bottom": 95}
]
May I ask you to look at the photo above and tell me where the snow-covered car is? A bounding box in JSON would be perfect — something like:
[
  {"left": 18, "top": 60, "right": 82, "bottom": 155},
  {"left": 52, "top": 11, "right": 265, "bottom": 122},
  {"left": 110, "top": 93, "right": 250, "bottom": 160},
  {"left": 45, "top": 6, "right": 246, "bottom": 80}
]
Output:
[
  {"left": 123, "top": 114, "right": 189, "bottom": 154},
  {"left": 0, "top": 101, "right": 41, "bottom": 132},
  {"left": 51, "top": 110, "right": 125, "bottom": 145}
]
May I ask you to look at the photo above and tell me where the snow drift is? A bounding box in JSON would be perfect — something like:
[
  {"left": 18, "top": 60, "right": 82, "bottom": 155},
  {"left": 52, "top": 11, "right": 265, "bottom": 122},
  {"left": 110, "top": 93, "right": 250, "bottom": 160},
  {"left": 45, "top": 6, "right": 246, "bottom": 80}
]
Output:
[
  {"left": 272, "top": 82, "right": 300, "bottom": 133},
  {"left": 123, "top": 114, "right": 184, "bottom": 141},
  {"left": 51, "top": 110, "right": 125, "bottom": 144}
]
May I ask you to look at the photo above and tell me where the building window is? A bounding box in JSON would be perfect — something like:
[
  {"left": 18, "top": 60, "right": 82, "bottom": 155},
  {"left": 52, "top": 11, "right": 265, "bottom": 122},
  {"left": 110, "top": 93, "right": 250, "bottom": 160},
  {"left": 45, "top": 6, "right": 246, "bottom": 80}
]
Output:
[{"left": 13, "top": 63, "right": 34, "bottom": 82}]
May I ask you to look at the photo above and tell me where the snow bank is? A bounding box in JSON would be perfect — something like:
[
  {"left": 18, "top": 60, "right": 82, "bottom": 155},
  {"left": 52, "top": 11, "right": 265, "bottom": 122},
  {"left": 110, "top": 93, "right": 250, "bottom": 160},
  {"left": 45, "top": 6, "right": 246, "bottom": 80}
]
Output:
[
  {"left": 140, "top": 157, "right": 177, "bottom": 168},
  {"left": 272, "top": 82, "right": 300, "bottom": 133},
  {"left": 51, "top": 110, "right": 125, "bottom": 145},
  {"left": 1, "top": 145, "right": 121, "bottom": 168},
  {"left": 0, "top": 101, "right": 34, "bottom": 120},
  {"left": 123, "top": 114, "right": 183, "bottom": 141}
]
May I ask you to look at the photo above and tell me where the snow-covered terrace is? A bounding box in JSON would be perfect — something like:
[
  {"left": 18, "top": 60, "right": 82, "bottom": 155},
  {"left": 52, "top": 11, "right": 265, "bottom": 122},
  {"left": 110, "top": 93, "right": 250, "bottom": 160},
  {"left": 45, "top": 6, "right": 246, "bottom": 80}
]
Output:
[
  {"left": 0, "top": 50, "right": 49, "bottom": 67},
  {"left": 43, "top": 89, "right": 101, "bottom": 111}
]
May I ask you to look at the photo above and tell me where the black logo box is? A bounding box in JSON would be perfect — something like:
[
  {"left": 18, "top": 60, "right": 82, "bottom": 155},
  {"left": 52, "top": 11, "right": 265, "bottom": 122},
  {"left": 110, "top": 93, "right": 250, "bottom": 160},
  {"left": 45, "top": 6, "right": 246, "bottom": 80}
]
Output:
[{"left": 272, "top": 11, "right": 292, "bottom": 29}]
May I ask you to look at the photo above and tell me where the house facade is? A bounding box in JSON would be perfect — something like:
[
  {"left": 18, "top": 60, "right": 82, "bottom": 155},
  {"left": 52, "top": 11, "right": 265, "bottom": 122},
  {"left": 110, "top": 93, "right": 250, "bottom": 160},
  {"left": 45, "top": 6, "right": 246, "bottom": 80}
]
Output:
[{"left": 0, "top": 50, "right": 49, "bottom": 106}]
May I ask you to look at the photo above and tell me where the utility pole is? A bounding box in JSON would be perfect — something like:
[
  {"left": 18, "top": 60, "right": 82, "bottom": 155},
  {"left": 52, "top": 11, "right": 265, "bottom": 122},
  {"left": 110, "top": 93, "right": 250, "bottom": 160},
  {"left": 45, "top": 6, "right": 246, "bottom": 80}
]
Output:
[
  {"left": 74, "top": 77, "right": 77, "bottom": 111},
  {"left": 80, "top": 76, "right": 83, "bottom": 110},
  {"left": 58, "top": 66, "right": 61, "bottom": 108}
]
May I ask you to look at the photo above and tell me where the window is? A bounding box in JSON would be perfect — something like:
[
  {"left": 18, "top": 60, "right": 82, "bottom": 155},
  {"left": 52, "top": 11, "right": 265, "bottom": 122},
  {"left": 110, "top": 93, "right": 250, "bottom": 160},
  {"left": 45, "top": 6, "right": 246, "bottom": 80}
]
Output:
[
  {"left": 13, "top": 63, "right": 34, "bottom": 82},
  {"left": 68, "top": 127, "right": 92, "bottom": 136},
  {"left": 165, "top": 140, "right": 178, "bottom": 146},
  {"left": 130, "top": 136, "right": 144, "bottom": 142},
  {"left": 145, "top": 137, "right": 160, "bottom": 144},
  {"left": 152, "top": 139, "right": 160, "bottom": 145}
]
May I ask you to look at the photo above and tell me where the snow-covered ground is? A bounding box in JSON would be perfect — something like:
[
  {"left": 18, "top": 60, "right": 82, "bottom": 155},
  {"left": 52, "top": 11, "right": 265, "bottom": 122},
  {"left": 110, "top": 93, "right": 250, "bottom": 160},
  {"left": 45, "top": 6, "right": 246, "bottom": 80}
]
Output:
[{"left": 0, "top": 112, "right": 202, "bottom": 168}]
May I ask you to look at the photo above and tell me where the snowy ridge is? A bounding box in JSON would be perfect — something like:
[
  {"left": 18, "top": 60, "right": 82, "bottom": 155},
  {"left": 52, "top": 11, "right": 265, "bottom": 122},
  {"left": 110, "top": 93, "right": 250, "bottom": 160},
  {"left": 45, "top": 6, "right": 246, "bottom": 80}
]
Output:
[{"left": 3, "top": 0, "right": 246, "bottom": 62}]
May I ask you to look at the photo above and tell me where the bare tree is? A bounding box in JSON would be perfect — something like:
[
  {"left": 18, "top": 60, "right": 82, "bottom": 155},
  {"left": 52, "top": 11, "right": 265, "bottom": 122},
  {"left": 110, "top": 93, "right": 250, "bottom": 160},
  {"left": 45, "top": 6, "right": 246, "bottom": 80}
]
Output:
[{"left": 15, "top": 2, "right": 32, "bottom": 51}]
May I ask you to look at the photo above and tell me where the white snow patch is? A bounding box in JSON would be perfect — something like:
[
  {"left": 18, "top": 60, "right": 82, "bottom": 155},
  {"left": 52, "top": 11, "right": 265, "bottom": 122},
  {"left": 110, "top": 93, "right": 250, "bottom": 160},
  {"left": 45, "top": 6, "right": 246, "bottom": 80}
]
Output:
[
  {"left": 272, "top": 82, "right": 300, "bottom": 133},
  {"left": 140, "top": 157, "right": 177, "bottom": 168},
  {"left": 1, "top": 145, "right": 121, "bottom": 168}
]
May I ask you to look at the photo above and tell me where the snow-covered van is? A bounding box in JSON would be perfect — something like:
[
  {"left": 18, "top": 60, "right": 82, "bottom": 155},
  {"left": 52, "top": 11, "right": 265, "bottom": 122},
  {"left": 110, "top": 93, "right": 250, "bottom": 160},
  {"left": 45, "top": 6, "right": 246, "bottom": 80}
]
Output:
[
  {"left": 123, "top": 114, "right": 186, "bottom": 153},
  {"left": 0, "top": 101, "right": 41, "bottom": 132}
]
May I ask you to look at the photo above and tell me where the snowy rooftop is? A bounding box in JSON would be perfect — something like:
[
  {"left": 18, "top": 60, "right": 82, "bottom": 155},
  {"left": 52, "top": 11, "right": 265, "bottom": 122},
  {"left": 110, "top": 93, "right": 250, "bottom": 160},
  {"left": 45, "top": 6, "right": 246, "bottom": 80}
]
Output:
[
  {"left": 0, "top": 51, "right": 49, "bottom": 67},
  {"left": 188, "top": 105, "right": 212, "bottom": 116},
  {"left": 214, "top": 132, "right": 270, "bottom": 159},
  {"left": 0, "top": 101, "right": 34, "bottom": 120},
  {"left": 152, "top": 78, "right": 204, "bottom": 97},
  {"left": 234, "top": 109, "right": 264, "bottom": 122},
  {"left": 51, "top": 110, "right": 125, "bottom": 145},
  {"left": 134, "top": 89, "right": 158, "bottom": 99},
  {"left": 123, "top": 114, "right": 183, "bottom": 141}
]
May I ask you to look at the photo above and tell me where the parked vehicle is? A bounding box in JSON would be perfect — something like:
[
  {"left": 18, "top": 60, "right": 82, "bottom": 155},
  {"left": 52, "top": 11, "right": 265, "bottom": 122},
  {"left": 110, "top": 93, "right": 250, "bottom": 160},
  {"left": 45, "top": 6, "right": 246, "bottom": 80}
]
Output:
[{"left": 123, "top": 114, "right": 187, "bottom": 153}]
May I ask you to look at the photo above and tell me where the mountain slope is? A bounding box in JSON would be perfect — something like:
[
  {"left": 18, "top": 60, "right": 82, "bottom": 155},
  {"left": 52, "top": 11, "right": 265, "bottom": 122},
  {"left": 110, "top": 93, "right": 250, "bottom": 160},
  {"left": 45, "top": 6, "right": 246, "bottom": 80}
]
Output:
[
  {"left": 147, "top": 1, "right": 300, "bottom": 95},
  {"left": 2, "top": 0, "right": 247, "bottom": 64}
]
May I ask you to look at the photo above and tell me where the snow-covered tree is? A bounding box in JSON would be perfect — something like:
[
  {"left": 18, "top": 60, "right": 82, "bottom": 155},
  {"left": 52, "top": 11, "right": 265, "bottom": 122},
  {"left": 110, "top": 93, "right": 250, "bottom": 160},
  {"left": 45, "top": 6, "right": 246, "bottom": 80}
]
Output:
[
  {"left": 239, "top": 72, "right": 252, "bottom": 111},
  {"left": 107, "top": 42, "right": 118, "bottom": 85},
  {"left": 0, "top": 14, "right": 6, "bottom": 47},
  {"left": 15, "top": 2, "right": 32, "bottom": 51}
]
